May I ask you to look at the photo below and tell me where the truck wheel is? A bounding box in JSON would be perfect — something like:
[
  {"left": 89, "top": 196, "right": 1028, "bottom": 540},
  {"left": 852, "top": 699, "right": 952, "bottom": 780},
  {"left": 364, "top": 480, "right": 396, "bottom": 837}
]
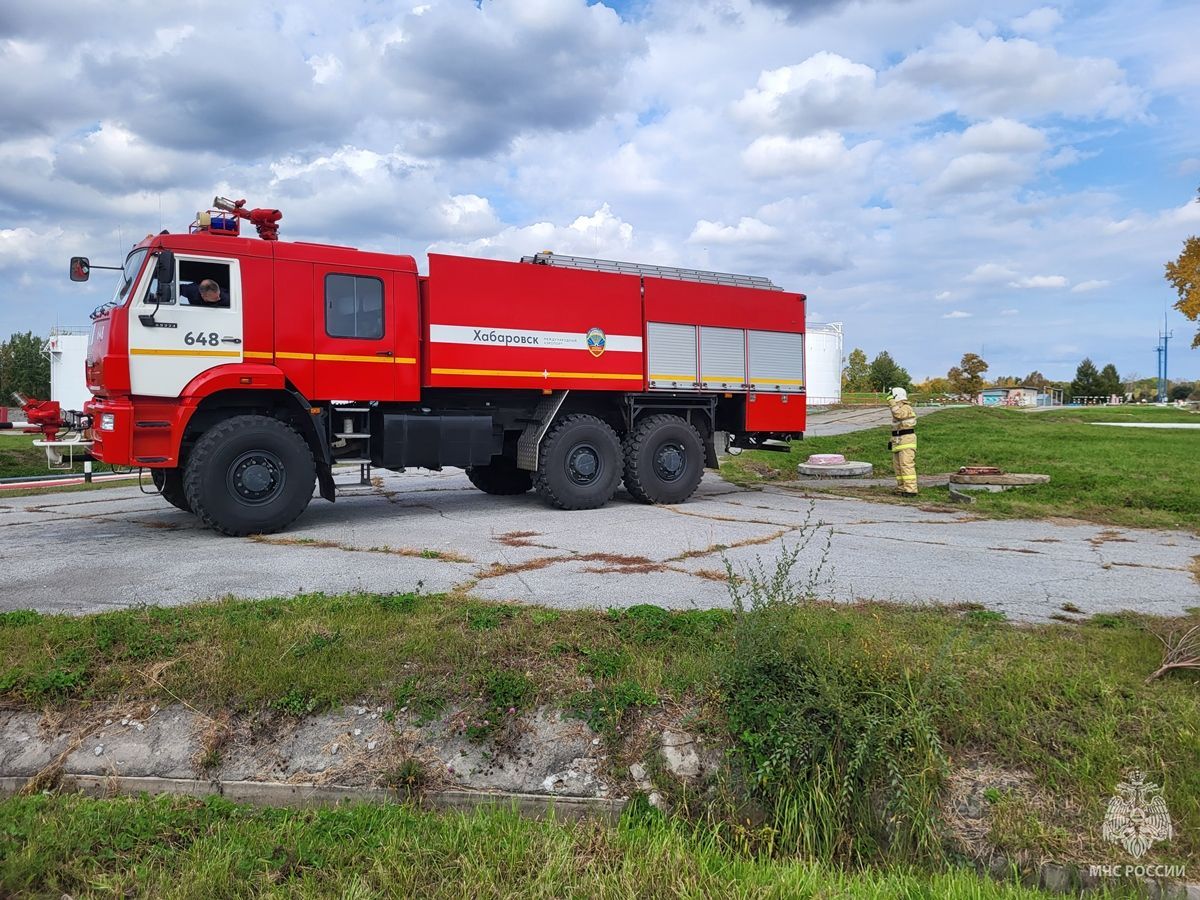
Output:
[
  {"left": 466, "top": 456, "right": 533, "bottom": 495},
  {"left": 150, "top": 467, "right": 190, "bottom": 512},
  {"left": 533, "top": 414, "right": 622, "bottom": 510},
  {"left": 183, "top": 415, "right": 315, "bottom": 536},
  {"left": 623, "top": 414, "right": 705, "bottom": 505}
]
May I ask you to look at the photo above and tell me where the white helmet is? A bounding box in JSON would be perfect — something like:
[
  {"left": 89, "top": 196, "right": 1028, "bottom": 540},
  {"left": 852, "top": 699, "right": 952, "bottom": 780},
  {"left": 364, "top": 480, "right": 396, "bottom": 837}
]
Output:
[{"left": 890, "top": 387, "right": 908, "bottom": 402}]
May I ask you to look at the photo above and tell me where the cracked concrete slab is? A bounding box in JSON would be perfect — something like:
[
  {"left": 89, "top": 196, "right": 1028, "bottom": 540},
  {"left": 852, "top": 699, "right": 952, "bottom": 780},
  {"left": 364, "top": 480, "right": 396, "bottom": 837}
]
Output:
[{"left": 1, "top": 468, "right": 1196, "bottom": 622}]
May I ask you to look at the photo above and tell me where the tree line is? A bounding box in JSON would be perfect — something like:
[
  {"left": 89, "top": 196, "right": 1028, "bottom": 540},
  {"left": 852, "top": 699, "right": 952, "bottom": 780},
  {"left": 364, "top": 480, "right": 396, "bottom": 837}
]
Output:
[
  {"left": 0, "top": 332, "right": 50, "bottom": 404},
  {"left": 842, "top": 347, "right": 1196, "bottom": 402}
]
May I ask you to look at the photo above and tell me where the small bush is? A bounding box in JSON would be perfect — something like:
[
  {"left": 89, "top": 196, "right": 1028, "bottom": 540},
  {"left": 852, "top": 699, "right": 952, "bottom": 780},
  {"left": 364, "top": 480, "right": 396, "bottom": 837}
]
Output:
[
  {"left": 272, "top": 689, "right": 330, "bottom": 716},
  {"left": 570, "top": 679, "right": 657, "bottom": 739},
  {"left": 373, "top": 593, "right": 420, "bottom": 613},
  {"left": 481, "top": 668, "right": 534, "bottom": 712},
  {"left": 578, "top": 647, "right": 630, "bottom": 678},
  {"left": 721, "top": 511, "right": 946, "bottom": 864},
  {"left": 0, "top": 610, "right": 41, "bottom": 627},
  {"left": 466, "top": 604, "right": 517, "bottom": 631},
  {"left": 964, "top": 609, "right": 1007, "bottom": 626}
]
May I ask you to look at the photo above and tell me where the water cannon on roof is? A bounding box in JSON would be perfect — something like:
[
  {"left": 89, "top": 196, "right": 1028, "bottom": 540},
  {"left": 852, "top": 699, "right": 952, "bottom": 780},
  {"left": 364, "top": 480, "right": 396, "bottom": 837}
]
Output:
[{"left": 191, "top": 196, "right": 283, "bottom": 241}]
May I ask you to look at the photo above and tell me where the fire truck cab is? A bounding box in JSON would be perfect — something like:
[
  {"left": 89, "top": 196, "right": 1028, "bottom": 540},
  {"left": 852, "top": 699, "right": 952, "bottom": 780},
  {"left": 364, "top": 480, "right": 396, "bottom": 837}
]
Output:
[{"left": 79, "top": 199, "right": 806, "bottom": 536}]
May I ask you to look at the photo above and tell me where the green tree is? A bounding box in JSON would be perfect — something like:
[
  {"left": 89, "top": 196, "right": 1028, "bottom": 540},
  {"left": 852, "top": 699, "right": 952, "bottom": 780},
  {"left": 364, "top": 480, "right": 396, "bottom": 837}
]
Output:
[
  {"left": 1099, "top": 363, "right": 1121, "bottom": 397},
  {"left": 947, "top": 353, "right": 989, "bottom": 396},
  {"left": 1164, "top": 189, "right": 1200, "bottom": 347},
  {"left": 1170, "top": 383, "right": 1193, "bottom": 402},
  {"left": 1023, "top": 371, "right": 1050, "bottom": 390},
  {"left": 867, "top": 351, "right": 911, "bottom": 392},
  {"left": 1070, "top": 358, "right": 1103, "bottom": 399},
  {"left": 0, "top": 331, "right": 50, "bottom": 402},
  {"left": 842, "top": 348, "right": 872, "bottom": 392},
  {"left": 915, "top": 376, "right": 951, "bottom": 394}
]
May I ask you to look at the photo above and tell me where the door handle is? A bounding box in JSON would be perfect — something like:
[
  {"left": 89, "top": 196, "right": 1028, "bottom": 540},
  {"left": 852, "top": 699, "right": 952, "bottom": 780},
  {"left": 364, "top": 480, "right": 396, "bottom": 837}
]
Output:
[
  {"left": 375, "top": 349, "right": 394, "bottom": 357},
  {"left": 221, "top": 337, "right": 242, "bottom": 344}
]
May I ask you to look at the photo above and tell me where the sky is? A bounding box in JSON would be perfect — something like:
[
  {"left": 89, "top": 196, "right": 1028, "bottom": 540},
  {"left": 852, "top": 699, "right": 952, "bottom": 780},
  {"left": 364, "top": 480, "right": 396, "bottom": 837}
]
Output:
[{"left": 1, "top": 0, "right": 1198, "bottom": 383}]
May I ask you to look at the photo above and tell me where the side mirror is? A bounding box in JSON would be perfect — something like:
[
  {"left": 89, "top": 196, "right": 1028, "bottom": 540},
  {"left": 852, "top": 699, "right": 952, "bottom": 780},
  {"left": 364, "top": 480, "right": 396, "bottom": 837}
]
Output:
[
  {"left": 70, "top": 257, "right": 90, "bottom": 282},
  {"left": 154, "top": 249, "right": 175, "bottom": 304}
]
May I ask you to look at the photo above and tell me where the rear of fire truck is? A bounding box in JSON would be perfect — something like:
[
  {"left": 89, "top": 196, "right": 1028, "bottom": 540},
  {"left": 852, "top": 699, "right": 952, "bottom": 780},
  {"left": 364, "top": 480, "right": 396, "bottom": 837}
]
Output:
[{"left": 75, "top": 198, "right": 806, "bottom": 536}]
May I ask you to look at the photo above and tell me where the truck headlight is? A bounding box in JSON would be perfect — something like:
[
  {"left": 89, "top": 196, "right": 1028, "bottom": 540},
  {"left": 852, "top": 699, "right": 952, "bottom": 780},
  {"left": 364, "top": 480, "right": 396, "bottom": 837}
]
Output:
[{"left": 100, "top": 413, "right": 115, "bottom": 431}]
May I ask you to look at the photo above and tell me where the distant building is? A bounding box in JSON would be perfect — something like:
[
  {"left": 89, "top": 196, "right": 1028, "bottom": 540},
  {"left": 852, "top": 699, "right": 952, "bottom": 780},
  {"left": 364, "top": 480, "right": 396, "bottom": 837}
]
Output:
[
  {"left": 977, "top": 386, "right": 1063, "bottom": 407},
  {"left": 44, "top": 326, "right": 92, "bottom": 412}
]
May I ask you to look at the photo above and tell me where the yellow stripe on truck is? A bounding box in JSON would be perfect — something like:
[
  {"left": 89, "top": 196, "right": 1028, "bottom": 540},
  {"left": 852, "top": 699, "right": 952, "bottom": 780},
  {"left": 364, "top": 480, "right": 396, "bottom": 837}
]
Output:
[
  {"left": 259, "top": 352, "right": 418, "bottom": 364},
  {"left": 129, "top": 348, "right": 240, "bottom": 358}
]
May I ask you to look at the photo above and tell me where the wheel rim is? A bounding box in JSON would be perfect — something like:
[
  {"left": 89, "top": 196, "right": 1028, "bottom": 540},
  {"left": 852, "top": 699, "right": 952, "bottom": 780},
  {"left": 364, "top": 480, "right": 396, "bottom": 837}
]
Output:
[
  {"left": 227, "top": 450, "right": 286, "bottom": 506},
  {"left": 566, "top": 442, "right": 602, "bottom": 486},
  {"left": 653, "top": 440, "right": 687, "bottom": 483}
]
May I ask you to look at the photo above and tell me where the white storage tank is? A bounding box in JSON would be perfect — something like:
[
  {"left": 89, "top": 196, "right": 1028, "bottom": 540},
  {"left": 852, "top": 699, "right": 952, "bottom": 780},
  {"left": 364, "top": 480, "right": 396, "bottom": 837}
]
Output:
[
  {"left": 805, "top": 322, "right": 843, "bottom": 407},
  {"left": 44, "top": 327, "right": 92, "bottom": 413}
]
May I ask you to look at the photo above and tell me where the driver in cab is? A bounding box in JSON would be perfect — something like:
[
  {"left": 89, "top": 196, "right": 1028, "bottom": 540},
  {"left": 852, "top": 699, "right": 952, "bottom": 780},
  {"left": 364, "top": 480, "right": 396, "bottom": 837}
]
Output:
[{"left": 180, "top": 279, "right": 229, "bottom": 307}]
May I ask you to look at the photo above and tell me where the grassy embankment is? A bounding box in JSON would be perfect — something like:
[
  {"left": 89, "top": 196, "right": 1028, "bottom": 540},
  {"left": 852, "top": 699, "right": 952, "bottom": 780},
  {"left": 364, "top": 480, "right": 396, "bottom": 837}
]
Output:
[
  {"left": 2, "top": 588, "right": 1197, "bottom": 878},
  {"left": 722, "top": 405, "right": 1200, "bottom": 531}
]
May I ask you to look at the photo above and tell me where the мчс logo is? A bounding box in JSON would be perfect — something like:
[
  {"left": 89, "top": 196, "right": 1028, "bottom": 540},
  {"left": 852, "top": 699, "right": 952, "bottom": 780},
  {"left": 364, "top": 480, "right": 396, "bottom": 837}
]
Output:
[
  {"left": 1102, "top": 770, "right": 1173, "bottom": 859},
  {"left": 586, "top": 327, "right": 606, "bottom": 357}
]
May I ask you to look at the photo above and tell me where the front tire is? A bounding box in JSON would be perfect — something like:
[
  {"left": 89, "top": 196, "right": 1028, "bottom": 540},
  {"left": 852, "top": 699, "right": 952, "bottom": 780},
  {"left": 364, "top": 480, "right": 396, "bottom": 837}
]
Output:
[
  {"left": 466, "top": 455, "right": 533, "bottom": 495},
  {"left": 533, "top": 414, "right": 622, "bottom": 510},
  {"left": 183, "top": 415, "right": 315, "bottom": 536},
  {"left": 151, "top": 467, "right": 190, "bottom": 512},
  {"left": 622, "top": 414, "right": 705, "bottom": 505}
]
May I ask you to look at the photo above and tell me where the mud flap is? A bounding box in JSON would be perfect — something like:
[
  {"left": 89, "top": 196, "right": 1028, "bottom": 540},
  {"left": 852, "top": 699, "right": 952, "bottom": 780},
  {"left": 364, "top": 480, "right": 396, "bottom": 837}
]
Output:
[{"left": 316, "top": 461, "right": 336, "bottom": 502}]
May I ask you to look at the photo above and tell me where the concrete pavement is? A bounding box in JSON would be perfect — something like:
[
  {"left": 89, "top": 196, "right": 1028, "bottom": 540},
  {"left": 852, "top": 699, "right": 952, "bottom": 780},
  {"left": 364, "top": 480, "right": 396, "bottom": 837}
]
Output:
[{"left": 1, "top": 468, "right": 1196, "bottom": 622}]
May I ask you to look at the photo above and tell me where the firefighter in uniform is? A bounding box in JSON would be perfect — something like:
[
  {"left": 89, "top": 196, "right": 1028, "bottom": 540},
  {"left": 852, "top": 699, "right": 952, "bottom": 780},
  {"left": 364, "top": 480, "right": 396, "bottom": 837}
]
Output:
[{"left": 888, "top": 387, "right": 918, "bottom": 495}]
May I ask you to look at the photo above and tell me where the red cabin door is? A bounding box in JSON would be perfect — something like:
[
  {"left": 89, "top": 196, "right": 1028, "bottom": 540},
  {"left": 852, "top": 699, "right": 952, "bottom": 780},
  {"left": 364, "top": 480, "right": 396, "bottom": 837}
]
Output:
[{"left": 312, "top": 265, "right": 396, "bottom": 401}]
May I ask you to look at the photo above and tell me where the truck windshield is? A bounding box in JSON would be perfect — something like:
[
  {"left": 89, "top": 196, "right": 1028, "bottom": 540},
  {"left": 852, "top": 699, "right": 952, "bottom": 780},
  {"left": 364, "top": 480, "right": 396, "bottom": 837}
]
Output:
[{"left": 114, "top": 249, "right": 149, "bottom": 305}]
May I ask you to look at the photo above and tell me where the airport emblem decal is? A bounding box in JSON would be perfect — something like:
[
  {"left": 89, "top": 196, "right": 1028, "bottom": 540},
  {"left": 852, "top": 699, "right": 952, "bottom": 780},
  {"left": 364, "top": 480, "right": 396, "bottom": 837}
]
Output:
[{"left": 586, "top": 327, "right": 607, "bottom": 357}]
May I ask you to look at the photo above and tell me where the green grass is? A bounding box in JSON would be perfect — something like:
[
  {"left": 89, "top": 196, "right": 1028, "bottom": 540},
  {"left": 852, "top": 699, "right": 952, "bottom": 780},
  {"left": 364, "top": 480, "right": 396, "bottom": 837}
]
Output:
[
  {"left": 1, "top": 591, "right": 1196, "bottom": 865},
  {"left": 723, "top": 405, "right": 1200, "bottom": 530},
  {"left": 0, "top": 593, "right": 725, "bottom": 716},
  {"left": 0, "top": 432, "right": 51, "bottom": 478},
  {"left": 0, "top": 794, "right": 1081, "bottom": 899}
]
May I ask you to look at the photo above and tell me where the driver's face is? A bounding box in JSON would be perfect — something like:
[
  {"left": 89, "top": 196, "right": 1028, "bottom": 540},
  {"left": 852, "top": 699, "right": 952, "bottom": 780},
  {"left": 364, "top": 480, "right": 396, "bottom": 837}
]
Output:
[{"left": 200, "top": 287, "right": 220, "bottom": 303}]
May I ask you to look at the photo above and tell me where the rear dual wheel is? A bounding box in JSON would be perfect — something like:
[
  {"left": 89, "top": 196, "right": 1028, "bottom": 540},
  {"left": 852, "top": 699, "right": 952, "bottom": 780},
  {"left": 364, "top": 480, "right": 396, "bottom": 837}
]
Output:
[
  {"left": 622, "top": 414, "right": 705, "bottom": 505},
  {"left": 466, "top": 455, "right": 533, "bottom": 495},
  {"left": 533, "top": 414, "right": 622, "bottom": 510}
]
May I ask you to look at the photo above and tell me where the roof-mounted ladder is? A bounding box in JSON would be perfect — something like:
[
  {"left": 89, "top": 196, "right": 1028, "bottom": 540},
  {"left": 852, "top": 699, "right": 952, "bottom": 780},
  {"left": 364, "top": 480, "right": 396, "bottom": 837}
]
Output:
[{"left": 520, "top": 251, "right": 783, "bottom": 292}]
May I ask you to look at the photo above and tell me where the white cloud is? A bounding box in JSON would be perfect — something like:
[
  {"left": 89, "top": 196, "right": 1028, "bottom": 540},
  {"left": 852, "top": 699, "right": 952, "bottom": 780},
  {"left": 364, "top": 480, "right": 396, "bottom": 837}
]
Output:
[
  {"left": 965, "top": 263, "right": 1018, "bottom": 283},
  {"left": 895, "top": 24, "right": 1143, "bottom": 121},
  {"left": 735, "top": 52, "right": 933, "bottom": 135},
  {"left": 935, "top": 290, "right": 953, "bottom": 300},
  {"left": 943, "top": 310, "right": 972, "bottom": 318},
  {"left": 688, "top": 217, "right": 781, "bottom": 245},
  {"left": 1009, "top": 275, "right": 1069, "bottom": 288},
  {"left": 434, "top": 195, "right": 500, "bottom": 237},
  {"left": 428, "top": 204, "right": 644, "bottom": 262},
  {"left": 742, "top": 131, "right": 879, "bottom": 178},
  {"left": 1010, "top": 7, "right": 1064, "bottom": 37},
  {"left": 0, "top": 227, "right": 48, "bottom": 266},
  {"left": 959, "top": 118, "right": 1046, "bottom": 154},
  {"left": 1000, "top": 308, "right": 1020, "bottom": 316},
  {"left": 1071, "top": 279, "right": 1109, "bottom": 293}
]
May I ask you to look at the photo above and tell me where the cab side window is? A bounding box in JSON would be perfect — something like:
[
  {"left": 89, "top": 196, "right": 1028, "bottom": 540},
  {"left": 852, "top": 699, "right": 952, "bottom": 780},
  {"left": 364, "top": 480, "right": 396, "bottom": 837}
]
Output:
[
  {"left": 178, "top": 260, "right": 232, "bottom": 308},
  {"left": 325, "top": 274, "right": 383, "bottom": 339}
]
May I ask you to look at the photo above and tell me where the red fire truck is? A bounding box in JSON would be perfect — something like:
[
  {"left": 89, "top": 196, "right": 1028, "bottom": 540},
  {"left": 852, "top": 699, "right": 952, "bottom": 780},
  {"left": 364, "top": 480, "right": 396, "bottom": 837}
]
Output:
[{"left": 74, "top": 198, "right": 806, "bottom": 535}]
